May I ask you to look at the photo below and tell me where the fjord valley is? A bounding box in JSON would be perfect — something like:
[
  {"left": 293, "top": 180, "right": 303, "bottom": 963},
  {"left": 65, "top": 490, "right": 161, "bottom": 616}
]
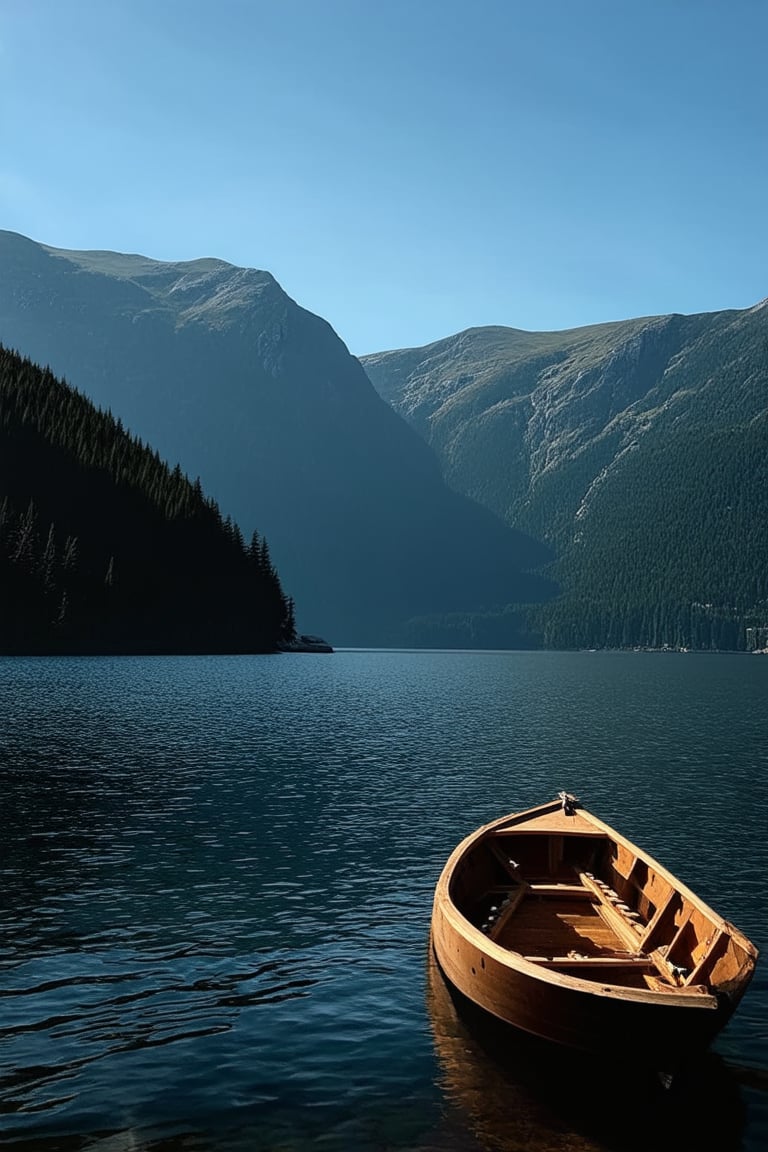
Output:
[
  {"left": 3, "top": 225, "right": 767, "bottom": 654},
  {"left": 0, "top": 346, "right": 293, "bottom": 655},
  {"left": 0, "top": 230, "right": 553, "bottom": 647},
  {"left": 362, "top": 305, "right": 768, "bottom": 651}
]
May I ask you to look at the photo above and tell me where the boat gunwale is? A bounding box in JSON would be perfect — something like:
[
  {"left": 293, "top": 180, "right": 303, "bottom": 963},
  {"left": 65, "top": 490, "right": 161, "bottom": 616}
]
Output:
[{"left": 434, "top": 798, "right": 757, "bottom": 1007}]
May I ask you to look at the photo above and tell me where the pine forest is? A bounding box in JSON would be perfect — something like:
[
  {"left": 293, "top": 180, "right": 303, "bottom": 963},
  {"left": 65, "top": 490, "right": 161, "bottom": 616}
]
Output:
[{"left": 0, "top": 346, "right": 296, "bottom": 655}]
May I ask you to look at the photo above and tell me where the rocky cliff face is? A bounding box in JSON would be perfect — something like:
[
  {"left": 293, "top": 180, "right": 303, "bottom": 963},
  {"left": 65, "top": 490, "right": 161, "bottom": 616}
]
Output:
[
  {"left": 362, "top": 304, "right": 768, "bottom": 648},
  {"left": 361, "top": 308, "right": 754, "bottom": 544},
  {"left": 0, "top": 230, "right": 554, "bottom": 644}
]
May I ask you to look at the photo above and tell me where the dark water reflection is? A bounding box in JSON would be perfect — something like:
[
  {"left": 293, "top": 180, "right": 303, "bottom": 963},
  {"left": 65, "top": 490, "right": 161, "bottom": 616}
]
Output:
[
  {"left": 0, "top": 650, "right": 766, "bottom": 1150},
  {"left": 427, "top": 948, "right": 749, "bottom": 1152}
]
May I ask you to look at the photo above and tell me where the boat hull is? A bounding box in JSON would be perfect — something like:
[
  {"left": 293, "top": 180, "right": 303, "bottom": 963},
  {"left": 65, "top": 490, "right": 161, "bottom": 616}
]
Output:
[{"left": 431, "top": 912, "right": 727, "bottom": 1067}]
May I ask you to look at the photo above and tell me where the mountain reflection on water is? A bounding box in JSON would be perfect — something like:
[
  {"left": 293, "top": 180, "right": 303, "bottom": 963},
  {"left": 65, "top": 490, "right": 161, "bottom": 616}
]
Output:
[{"left": 0, "top": 650, "right": 766, "bottom": 1151}]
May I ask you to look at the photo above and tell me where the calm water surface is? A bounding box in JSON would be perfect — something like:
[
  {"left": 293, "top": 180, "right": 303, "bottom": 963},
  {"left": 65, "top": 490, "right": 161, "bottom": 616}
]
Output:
[{"left": 0, "top": 650, "right": 766, "bottom": 1151}]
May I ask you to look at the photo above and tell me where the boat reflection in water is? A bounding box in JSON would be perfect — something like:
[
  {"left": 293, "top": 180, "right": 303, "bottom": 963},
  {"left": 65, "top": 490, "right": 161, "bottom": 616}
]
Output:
[{"left": 426, "top": 947, "right": 746, "bottom": 1152}]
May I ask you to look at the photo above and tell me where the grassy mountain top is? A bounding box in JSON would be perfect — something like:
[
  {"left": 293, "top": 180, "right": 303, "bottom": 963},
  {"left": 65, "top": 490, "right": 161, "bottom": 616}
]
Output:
[
  {"left": 364, "top": 315, "right": 665, "bottom": 408},
  {"left": 2, "top": 229, "right": 280, "bottom": 335},
  {"left": 43, "top": 244, "right": 236, "bottom": 281}
]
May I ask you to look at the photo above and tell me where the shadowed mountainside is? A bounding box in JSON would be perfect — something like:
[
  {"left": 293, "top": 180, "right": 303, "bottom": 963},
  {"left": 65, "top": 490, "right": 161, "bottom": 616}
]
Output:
[{"left": 0, "top": 230, "right": 554, "bottom": 645}]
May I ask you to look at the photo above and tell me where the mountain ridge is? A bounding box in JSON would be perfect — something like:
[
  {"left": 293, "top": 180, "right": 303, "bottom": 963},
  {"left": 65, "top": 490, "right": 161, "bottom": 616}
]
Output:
[
  {"left": 0, "top": 230, "right": 554, "bottom": 645},
  {"left": 361, "top": 302, "right": 768, "bottom": 649}
]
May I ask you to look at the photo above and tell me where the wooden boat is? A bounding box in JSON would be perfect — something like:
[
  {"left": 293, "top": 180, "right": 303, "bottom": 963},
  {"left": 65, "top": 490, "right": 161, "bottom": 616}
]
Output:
[{"left": 431, "top": 794, "right": 758, "bottom": 1070}]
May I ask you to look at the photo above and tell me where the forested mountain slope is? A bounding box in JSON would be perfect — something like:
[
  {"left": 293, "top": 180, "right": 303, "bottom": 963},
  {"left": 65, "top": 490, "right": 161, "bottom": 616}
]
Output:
[
  {"left": 362, "top": 304, "right": 768, "bottom": 649},
  {"left": 0, "top": 347, "right": 293, "bottom": 654},
  {"left": 0, "top": 230, "right": 554, "bottom": 645}
]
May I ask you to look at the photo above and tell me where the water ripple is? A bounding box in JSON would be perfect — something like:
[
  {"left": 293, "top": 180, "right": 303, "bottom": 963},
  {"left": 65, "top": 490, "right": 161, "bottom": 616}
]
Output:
[{"left": 0, "top": 650, "right": 766, "bottom": 1150}]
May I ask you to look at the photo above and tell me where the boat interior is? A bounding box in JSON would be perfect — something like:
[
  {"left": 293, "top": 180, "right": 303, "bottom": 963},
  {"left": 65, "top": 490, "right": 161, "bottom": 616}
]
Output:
[{"left": 449, "top": 813, "right": 752, "bottom": 996}]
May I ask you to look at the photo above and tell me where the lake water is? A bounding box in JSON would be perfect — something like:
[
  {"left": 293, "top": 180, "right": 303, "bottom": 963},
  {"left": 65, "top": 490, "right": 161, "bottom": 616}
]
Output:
[{"left": 0, "top": 650, "right": 766, "bottom": 1151}]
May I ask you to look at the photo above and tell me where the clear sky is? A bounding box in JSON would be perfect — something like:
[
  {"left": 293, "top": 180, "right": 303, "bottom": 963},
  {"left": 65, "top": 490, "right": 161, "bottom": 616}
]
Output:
[{"left": 1, "top": 0, "right": 766, "bottom": 353}]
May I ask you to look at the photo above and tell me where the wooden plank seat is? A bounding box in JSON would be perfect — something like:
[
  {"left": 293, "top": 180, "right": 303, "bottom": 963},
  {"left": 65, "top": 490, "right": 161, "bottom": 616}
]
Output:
[
  {"left": 488, "top": 881, "right": 592, "bottom": 898},
  {"left": 528, "top": 882, "right": 591, "bottom": 897},
  {"left": 523, "top": 954, "right": 655, "bottom": 968}
]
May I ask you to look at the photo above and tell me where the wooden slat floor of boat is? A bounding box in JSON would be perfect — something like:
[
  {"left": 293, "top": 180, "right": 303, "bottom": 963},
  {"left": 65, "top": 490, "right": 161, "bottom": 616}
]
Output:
[{"left": 494, "top": 896, "right": 624, "bottom": 956}]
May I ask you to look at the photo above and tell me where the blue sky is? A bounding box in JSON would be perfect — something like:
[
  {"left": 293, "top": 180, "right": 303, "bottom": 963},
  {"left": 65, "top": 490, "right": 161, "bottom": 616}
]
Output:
[{"left": 2, "top": 0, "right": 766, "bottom": 353}]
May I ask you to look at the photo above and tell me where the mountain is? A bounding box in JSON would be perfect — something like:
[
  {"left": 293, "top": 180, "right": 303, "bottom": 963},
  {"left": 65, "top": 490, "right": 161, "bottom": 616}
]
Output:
[
  {"left": 0, "top": 230, "right": 553, "bottom": 646},
  {"left": 362, "top": 305, "right": 768, "bottom": 650},
  {"left": 0, "top": 346, "right": 293, "bottom": 654}
]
